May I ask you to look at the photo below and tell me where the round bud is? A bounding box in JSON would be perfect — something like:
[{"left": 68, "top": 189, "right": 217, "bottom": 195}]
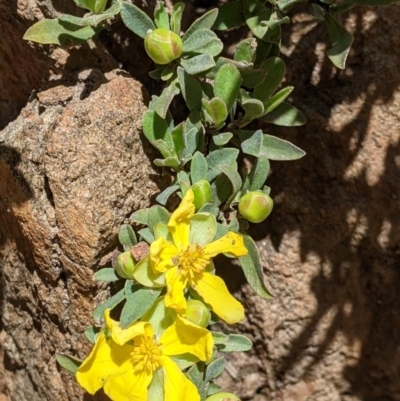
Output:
[
  {"left": 205, "top": 392, "right": 241, "bottom": 401},
  {"left": 144, "top": 28, "right": 183, "bottom": 65},
  {"left": 185, "top": 300, "right": 211, "bottom": 328},
  {"left": 238, "top": 191, "right": 273, "bottom": 224},
  {"left": 115, "top": 251, "right": 136, "bottom": 279},
  {"left": 192, "top": 180, "right": 212, "bottom": 210}
]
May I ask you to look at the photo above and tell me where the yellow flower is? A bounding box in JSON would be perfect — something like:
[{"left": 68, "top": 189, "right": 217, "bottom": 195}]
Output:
[
  {"left": 149, "top": 189, "right": 248, "bottom": 324},
  {"left": 76, "top": 309, "right": 213, "bottom": 401}
]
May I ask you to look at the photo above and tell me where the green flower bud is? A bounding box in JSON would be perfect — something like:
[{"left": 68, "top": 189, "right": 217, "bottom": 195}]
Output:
[
  {"left": 115, "top": 251, "right": 136, "bottom": 279},
  {"left": 205, "top": 392, "right": 241, "bottom": 401},
  {"left": 238, "top": 191, "right": 274, "bottom": 224},
  {"left": 192, "top": 180, "right": 212, "bottom": 210},
  {"left": 185, "top": 300, "right": 211, "bottom": 328},
  {"left": 144, "top": 28, "right": 183, "bottom": 65}
]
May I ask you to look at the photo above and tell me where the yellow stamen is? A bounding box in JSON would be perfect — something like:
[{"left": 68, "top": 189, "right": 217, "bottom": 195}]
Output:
[
  {"left": 177, "top": 244, "right": 209, "bottom": 281},
  {"left": 130, "top": 335, "right": 163, "bottom": 374}
]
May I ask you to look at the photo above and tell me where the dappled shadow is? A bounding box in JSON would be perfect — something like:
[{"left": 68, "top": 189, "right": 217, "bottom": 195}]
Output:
[{"left": 249, "top": 5, "right": 400, "bottom": 399}]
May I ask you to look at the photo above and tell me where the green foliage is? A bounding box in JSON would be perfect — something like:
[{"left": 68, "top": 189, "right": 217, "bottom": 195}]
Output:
[
  {"left": 56, "top": 354, "right": 82, "bottom": 375},
  {"left": 25, "top": 0, "right": 400, "bottom": 399},
  {"left": 23, "top": 18, "right": 102, "bottom": 45}
]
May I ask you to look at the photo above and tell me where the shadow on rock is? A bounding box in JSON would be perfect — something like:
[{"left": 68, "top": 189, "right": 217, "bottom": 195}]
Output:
[{"left": 249, "top": 6, "right": 400, "bottom": 400}]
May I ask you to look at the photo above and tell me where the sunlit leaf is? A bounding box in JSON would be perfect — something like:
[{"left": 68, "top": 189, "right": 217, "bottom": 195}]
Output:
[
  {"left": 23, "top": 18, "right": 101, "bottom": 45},
  {"left": 120, "top": 2, "right": 156, "bottom": 39},
  {"left": 171, "top": 2, "right": 185, "bottom": 34},
  {"left": 180, "top": 54, "right": 216, "bottom": 75},
  {"left": 154, "top": 0, "right": 170, "bottom": 30},
  {"left": 177, "top": 67, "right": 203, "bottom": 112},
  {"left": 183, "top": 8, "right": 219, "bottom": 41},
  {"left": 183, "top": 29, "right": 223, "bottom": 57},
  {"left": 214, "top": 63, "right": 242, "bottom": 113},
  {"left": 56, "top": 354, "right": 82, "bottom": 375},
  {"left": 325, "top": 14, "right": 354, "bottom": 69},
  {"left": 263, "top": 134, "right": 305, "bottom": 160},
  {"left": 239, "top": 235, "right": 273, "bottom": 299}
]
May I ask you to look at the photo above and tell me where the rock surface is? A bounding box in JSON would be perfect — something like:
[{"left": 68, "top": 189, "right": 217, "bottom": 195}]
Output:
[
  {"left": 0, "top": 70, "right": 166, "bottom": 400},
  {"left": 1, "top": 1, "right": 400, "bottom": 401},
  {"left": 216, "top": 6, "right": 400, "bottom": 401}
]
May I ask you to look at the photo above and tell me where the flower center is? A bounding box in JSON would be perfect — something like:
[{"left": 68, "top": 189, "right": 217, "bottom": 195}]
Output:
[
  {"left": 178, "top": 244, "right": 209, "bottom": 281},
  {"left": 130, "top": 335, "right": 163, "bottom": 374}
]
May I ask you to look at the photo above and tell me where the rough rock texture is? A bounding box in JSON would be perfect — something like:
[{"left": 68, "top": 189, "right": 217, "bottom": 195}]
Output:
[
  {"left": 0, "top": 0, "right": 82, "bottom": 128},
  {"left": 216, "top": 6, "right": 400, "bottom": 401},
  {"left": 2, "top": 1, "right": 400, "bottom": 401},
  {"left": 0, "top": 71, "right": 167, "bottom": 400}
]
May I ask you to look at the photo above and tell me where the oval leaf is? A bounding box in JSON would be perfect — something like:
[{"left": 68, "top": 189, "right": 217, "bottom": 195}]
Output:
[
  {"left": 120, "top": 2, "right": 156, "bottom": 39},
  {"left": 120, "top": 286, "right": 163, "bottom": 328},
  {"left": 56, "top": 354, "right": 82, "bottom": 375},
  {"left": 118, "top": 224, "right": 138, "bottom": 249},
  {"left": 23, "top": 18, "right": 100, "bottom": 45},
  {"left": 262, "top": 134, "right": 305, "bottom": 160},
  {"left": 93, "top": 268, "right": 121, "bottom": 282},
  {"left": 214, "top": 63, "right": 242, "bottom": 113},
  {"left": 239, "top": 234, "right": 273, "bottom": 299},
  {"left": 262, "top": 102, "right": 306, "bottom": 127}
]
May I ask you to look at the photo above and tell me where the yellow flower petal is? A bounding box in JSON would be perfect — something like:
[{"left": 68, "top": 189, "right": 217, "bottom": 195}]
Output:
[
  {"left": 164, "top": 267, "right": 188, "bottom": 314},
  {"left": 168, "top": 189, "right": 195, "bottom": 250},
  {"left": 195, "top": 272, "right": 245, "bottom": 324},
  {"left": 203, "top": 231, "right": 248, "bottom": 258},
  {"left": 163, "top": 356, "right": 200, "bottom": 401},
  {"left": 149, "top": 238, "right": 179, "bottom": 274},
  {"left": 104, "top": 368, "right": 152, "bottom": 401},
  {"left": 76, "top": 334, "right": 134, "bottom": 395},
  {"left": 105, "top": 309, "right": 148, "bottom": 346},
  {"left": 161, "top": 315, "right": 214, "bottom": 361}
]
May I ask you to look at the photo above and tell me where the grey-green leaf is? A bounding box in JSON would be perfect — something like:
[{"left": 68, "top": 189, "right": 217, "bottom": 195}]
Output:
[
  {"left": 171, "top": 2, "right": 185, "bottom": 34},
  {"left": 118, "top": 224, "right": 138, "bottom": 249},
  {"left": 253, "top": 57, "right": 286, "bottom": 104},
  {"left": 177, "top": 67, "right": 203, "bottom": 112},
  {"left": 94, "top": 268, "right": 121, "bottom": 282},
  {"left": 262, "top": 102, "right": 306, "bottom": 126},
  {"left": 325, "top": 14, "right": 354, "bottom": 69},
  {"left": 56, "top": 354, "right": 82, "bottom": 375},
  {"left": 219, "top": 334, "right": 253, "bottom": 352},
  {"left": 263, "top": 86, "right": 293, "bottom": 115},
  {"left": 154, "top": 1, "right": 170, "bottom": 30},
  {"left": 205, "top": 357, "right": 226, "bottom": 382},
  {"left": 248, "top": 155, "right": 270, "bottom": 191},
  {"left": 72, "top": 0, "right": 96, "bottom": 12},
  {"left": 212, "top": 132, "right": 233, "bottom": 147},
  {"left": 120, "top": 287, "right": 163, "bottom": 328},
  {"left": 148, "top": 206, "right": 171, "bottom": 232},
  {"left": 214, "top": 63, "right": 242, "bottom": 113},
  {"left": 213, "top": 0, "right": 245, "bottom": 30},
  {"left": 84, "top": 326, "right": 100, "bottom": 344},
  {"left": 23, "top": 18, "right": 101, "bottom": 45},
  {"left": 182, "top": 29, "right": 223, "bottom": 57},
  {"left": 234, "top": 38, "right": 257, "bottom": 63},
  {"left": 191, "top": 152, "right": 208, "bottom": 183},
  {"left": 93, "top": 289, "right": 126, "bottom": 323},
  {"left": 262, "top": 134, "right": 305, "bottom": 161},
  {"left": 183, "top": 8, "right": 219, "bottom": 41},
  {"left": 120, "top": 2, "right": 156, "bottom": 39},
  {"left": 239, "top": 234, "right": 273, "bottom": 299},
  {"left": 180, "top": 54, "right": 216, "bottom": 75},
  {"left": 156, "top": 184, "right": 180, "bottom": 205},
  {"left": 79, "top": 3, "right": 121, "bottom": 26},
  {"left": 154, "top": 78, "right": 181, "bottom": 119},
  {"left": 202, "top": 98, "right": 228, "bottom": 127}
]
